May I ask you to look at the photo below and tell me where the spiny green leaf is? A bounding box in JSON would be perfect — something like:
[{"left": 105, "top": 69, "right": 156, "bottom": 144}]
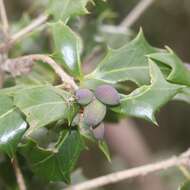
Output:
[
  {"left": 19, "top": 130, "right": 85, "bottom": 183},
  {"left": 47, "top": 0, "right": 92, "bottom": 22},
  {"left": 178, "top": 181, "right": 190, "bottom": 190},
  {"left": 13, "top": 85, "right": 75, "bottom": 133},
  {"left": 83, "top": 30, "right": 169, "bottom": 88},
  {"left": 98, "top": 140, "right": 111, "bottom": 162},
  {"left": 0, "top": 95, "right": 27, "bottom": 157},
  {"left": 51, "top": 22, "right": 82, "bottom": 78},
  {"left": 113, "top": 61, "right": 184, "bottom": 124},
  {"left": 148, "top": 50, "right": 190, "bottom": 86}
]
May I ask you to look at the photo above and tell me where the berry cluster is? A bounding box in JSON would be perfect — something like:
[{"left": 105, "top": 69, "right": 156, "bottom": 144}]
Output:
[{"left": 72, "top": 84, "right": 120, "bottom": 139}]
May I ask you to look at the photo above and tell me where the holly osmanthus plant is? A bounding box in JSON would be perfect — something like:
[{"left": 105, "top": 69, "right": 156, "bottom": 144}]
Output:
[{"left": 0, "top": 0, "right": 190, "bottom": 190}]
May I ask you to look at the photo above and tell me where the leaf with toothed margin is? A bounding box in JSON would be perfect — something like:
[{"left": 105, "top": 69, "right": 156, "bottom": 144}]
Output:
[
  {"left": 47, "top": 0, "right": 92, "bottom": 22},
  {"left": 50, "top": 22, "right": 83, "bottom": 79},
  {"left": 19, "top": 130, "right": 85, "bottom": 183},
  {"left": 148, "top": 49, "right": 190, "bottom": 86},
  {"left": 83, "top": 30, "right": 170, "bottom": 89},
  {"left": 0, "top": 95, "right": 27, "bottom": 157},
  {"left": 13, "top": 85, "right": 77, "bottom": 133},
  {"left": 112, "top": 61, "right": 184, "bottom": 124}
]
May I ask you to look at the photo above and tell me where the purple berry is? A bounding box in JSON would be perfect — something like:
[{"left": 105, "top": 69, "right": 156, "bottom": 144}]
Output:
[
  {"left": 75, "top": 88, "right": 93, "bottom": 105},
  {"left": 92, "top": 123, "right": 105, "bottom": 140},
  {"left": 83, "top": 98, "right": 106, "bottom": 126},
  {"left": 95, "top": 84, "right": 120, "bottom": 106}
]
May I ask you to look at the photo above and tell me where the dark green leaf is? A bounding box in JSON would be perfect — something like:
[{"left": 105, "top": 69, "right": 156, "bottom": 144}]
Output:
[
  {"left": 47, "top": 0, "right": 91, "bottom": 22},
  {"left": 84, "top": 30, "right": 167, "bottom": 88},
  {"left": 113, "top": 61, "right": 184, "bottom": 124},
  {"left": 14, "top": 85, "right": 75, "bottom": 133},
  {"left": 51, "top": 22, "right": 82, "bottom": 78},
  {"left": 0, "top": 95, "right": 27, "bottom": 157},
  {"left": 19, "top": 130, "right": 85, "bottom": 183},
  {"left": 148, "top": 50, "right": 190, "bottom": 86},
  {"left": 179, "top": 180, "right": 190, "bottom": 190}
]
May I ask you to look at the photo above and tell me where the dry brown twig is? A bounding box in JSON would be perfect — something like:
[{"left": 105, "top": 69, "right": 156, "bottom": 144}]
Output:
[
  {"left": 0, "top": 0, "right": 9, "bottom": 88},
  {"left": 105, "top": 119, "right": 165, "bottom": 190},
  {"left": 1, "top": 54, "right": 78, "bottom": 90},
  {"left": 66, "top": 149, "right": 190, "bottom": 190},
  {"left": 0, "top": 14, "right": 48, "bottom": 53},
  {"left": 120, "top": 0, "right": 156, "bottom": 28},
  {"left": 12, "top": 158, "right": 26, "bottom": 190},
  {"left": 10, "top": 14, "right": 48, "bottom": 45},
  {"left": 100, "top": 0, "right": 156, "bottom": 34},
  {"left": 0, "top": 0, "right": 9, "bottom": 35}
]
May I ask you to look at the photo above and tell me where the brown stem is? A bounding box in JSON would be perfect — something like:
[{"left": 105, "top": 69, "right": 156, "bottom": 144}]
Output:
[
  {"left": 119, "top": 0, "right": 156, "bottom": 28},
  {"left": 0, "top": 14, "right": 48, "bottom": 53},
  {"left": 12, "top": 158, "right": 27, "bottom": 190},
  {"left": 105, "top": 119, "right": 166, "bottom": 190},
  {"left": 2, "top": 54, "right": 78, "bottom": 90},
  {"left": 66, "top": 149, "right": 190, "bottom": 190},
  {"left": 11, "top": 14, "right": 48, "bottom": 44},
  {"left": 0, "top": 0, "right": 9, "bottom": 35}
]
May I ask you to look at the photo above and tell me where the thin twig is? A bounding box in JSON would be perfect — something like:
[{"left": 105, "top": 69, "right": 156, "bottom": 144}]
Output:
[
  {"left": 2, "top": 54, "right": 78, "bottom": 90},
  {"left": 98, "top": 0, "right": 156, "bottom": 41},
  {"left": 0, "top": 0, "right": 9, "bottom": 88},
  {"left": 0, "top": 14, "right": 48, "bottom": 53},
  {"left": 119, "top": 0, "right": 156, "bottom": 28},
  {"left": 0, "top": 0, "right": 9, "bottom": 34},
  {"left": 66, "top": 149, "right": 190, "bottom": 190},
  {"left": 105, "top": 119, "right": 165, "bottom": 190},
  {"left": 12, "top": 158, "right": 27, "bottom": 190},
  {"left": 11, "top": 14, "right": 48, "bottom": 44}
]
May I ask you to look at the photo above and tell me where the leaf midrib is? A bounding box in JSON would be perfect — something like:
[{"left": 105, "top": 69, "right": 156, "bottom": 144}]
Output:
[
  {"left": 0, "top": 108, "right": 16, "bottom": 120},
  {"left": 23, "top": 101, "right": 66, "bottom": 112}
]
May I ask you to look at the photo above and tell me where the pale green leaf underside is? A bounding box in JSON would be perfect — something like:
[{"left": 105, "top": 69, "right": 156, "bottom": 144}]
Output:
[
  {"left": 19, "top": 130, "right": 84, "bottom": 183},
  {"left": 14, "top": 85, "right": 73, "bottom": 132},
  {"left": 0, "top": 95, "right": 27, "bottom": 157},
  {"left": 113, "top": 61, "right": 183, "bottom": 124},
  {"left": 51, "top": 22, "right": 82, "bottom": 78}
]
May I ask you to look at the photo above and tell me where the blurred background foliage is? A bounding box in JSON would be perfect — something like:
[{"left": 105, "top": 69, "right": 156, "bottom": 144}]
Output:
[{"left": 0, "top": 0, "right": 190, "bottom": 190}]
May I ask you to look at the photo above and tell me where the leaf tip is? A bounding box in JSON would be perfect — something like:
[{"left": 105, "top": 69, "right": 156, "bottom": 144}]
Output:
[{"left": 164, "top": 45, "right": 174, "bottom": 54}]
